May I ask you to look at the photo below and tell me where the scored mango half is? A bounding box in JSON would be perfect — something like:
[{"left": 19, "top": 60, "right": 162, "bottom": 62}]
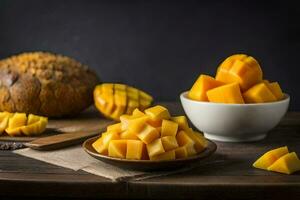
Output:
[
  {"left": 94, "top": 83, "right": 153, "bottom": 121},
  {"left": 92, "top": 105, "right": 208, "bottom": 161},
  {"left": 0, "top": 112, "right": 48, "bottom": 136}
]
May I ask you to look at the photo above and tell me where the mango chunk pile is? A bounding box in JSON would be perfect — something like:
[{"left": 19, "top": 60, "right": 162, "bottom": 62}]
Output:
[
  {"left": 188, "top": 54, "right": 284, "bottom": 104},
  {"left": 253, "top": 146, "right": 300, "bottom": 174},
  {"left": 0, "top": 112, "right": 48, "bottom": 136},
  {"left": 92, "top": 105, "right": 208, "bottom": 161},
  {"left": 94, "top": 83, "right": 153, "bottom": 120}
]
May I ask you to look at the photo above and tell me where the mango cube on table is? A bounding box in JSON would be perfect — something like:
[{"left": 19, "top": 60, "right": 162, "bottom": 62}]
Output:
[
  {"left": 268, "top": 152, "right": 300, "bottom": 174},
  {"left": 253, "top": 146, "right": 289, "bottom": 170}
]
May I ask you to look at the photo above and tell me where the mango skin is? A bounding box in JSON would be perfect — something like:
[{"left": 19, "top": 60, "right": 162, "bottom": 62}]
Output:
[{"left": 216, "top": 54, "right": 263, "bottom": 91}]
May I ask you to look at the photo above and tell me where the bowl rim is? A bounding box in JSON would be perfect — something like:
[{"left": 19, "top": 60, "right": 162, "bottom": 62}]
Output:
[{"left": 180, "top": 91, "right": 290, "bottom": 107}]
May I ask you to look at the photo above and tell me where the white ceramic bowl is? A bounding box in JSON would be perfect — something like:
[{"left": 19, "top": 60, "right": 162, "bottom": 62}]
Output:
[{"left": 180, "top": 91, "right": 290, "bottom": 142}]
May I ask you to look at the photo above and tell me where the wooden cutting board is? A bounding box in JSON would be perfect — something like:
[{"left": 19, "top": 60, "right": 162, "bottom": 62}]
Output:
[{"left": 0, "top": 107, "right": 114, "bottom": 142}]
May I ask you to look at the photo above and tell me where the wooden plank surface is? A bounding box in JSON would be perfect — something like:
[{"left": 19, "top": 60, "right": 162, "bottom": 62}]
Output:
[{"left": 0, "top": 103, "right": 300, "bottom": 199}]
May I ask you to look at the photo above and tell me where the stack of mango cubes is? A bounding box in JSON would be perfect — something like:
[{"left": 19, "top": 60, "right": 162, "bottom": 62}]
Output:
[
  {"left": 92, "top": 105, "right": 207, "bottom": 161},
  {"left": 188, "top": 54, "right": 284, "bottom": 104}
]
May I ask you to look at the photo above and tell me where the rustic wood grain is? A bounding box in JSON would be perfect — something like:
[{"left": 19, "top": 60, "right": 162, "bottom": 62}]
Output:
[{"left": 0, "top": 103, "right": 299, "bottom": 199}]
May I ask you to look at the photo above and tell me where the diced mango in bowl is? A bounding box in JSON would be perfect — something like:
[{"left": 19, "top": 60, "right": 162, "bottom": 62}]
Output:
[
  {"left": 92, "top": 105, "right": 208, "bottom": 161},
  {"left": 188, "top": 54, "right": 285, "bottom": 104}
]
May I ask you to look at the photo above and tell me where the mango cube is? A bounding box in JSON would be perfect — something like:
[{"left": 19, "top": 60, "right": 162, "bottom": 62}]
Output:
[
  {"left": 161, "top": 136, "right": 179, "bottom": 151},
  {"left": 186, "top": 129, "right": 207, "bottom": 153},
  {"left": 216, "top": 54, "right": 263, "bottom": 91},
  {"left": 175, "top": 146, "right": 188, "bottom": 159},
  {"left": 243, "top": 83, "right": 277, "bottom": 103},
  {"left": 188, "top": 74, "right": 224, "bottom": 101},
  {"left": 0, "top": 112, "right": 13, "bottom": 134},
  {"left": 150, "top": 150, "right": 175, "bottom": 161},
  {"left": 126, "top": 140, "right": 145, "bottom": 160},
  {"left": 171, "top": 116, "right": 189, "bottom": 131},
  {"left": 207, "top": 83, "right": 245, "bottom": 104},
  {"left": 108, "top": 140, "right": 127, "bottom": 158},
  {"left": 107, "top": 123, "right": 122, "bottom": 133},
  {"left": 120, "top": 130, "right": 138, "bottom": 140},
  {"left": 253, "top": 146, "right": 289, "bottom": 170},
  {"left": 137, "top": 124, "right": 160, "bottom": 144},
  {"left": 127, "top": 116, "right": 149, "bottom": 134},
  {"left": 145, "top": 105, "right": 170, "bottom": 121},
  {"left": 92, "top": 137, "right": 105, "bottom": 154},
  {"left": 176, "top": 130, "right": 195, "bottom": 146},
  {"left": 265, "top": 81, "right": 284, "bottom": 100},
  {"left": 147, "top": 138, "right": 165, "bottom": 157},
  {"left": 185, "top": 144, "right": 197, "bottom": 156},
  {"left": 132, "top": 108, "right": 146, "bottom": 117},
  {"left": 267, "top": 152, "right": 300, "bottom": 174},
  {"left": 95, "top": 131, "right": 120, "bottom": 155},
  {"left": 161, "top": 120, "right": 178, "bottom": 137}
]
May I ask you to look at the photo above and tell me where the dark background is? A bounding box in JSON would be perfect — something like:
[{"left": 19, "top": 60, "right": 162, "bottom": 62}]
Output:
[{"left": 0, "top": 0, "right": 297, "bottom": 109}]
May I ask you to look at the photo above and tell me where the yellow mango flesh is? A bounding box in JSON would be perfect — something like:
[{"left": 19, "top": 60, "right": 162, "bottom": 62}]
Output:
[
  {"left": 264, "top": 81, "right": 284, "bottom": 100},
  {"left": 188, "top": 74, "right": 224, "bottom": 101},
  {"left": 186, "top": 129, "right": 207, "bottom": 153},
  {"left": 267, "top": 152, "right": 300, "bottom": 174},
  {"left": 145, "top": 105, "right": 170, "bottom": 121},
  {"left": 207, "top": 83, "right": 245, "bottom": 104},
  {"left": 161, "top": 120, "right": 178, "bottom": 137},
  {"left": 176, "top": 130, "right": 195, "bottom": 146},
  {"left": 175, "top": 146, "right": 188, "bottom": 159},
  {"left": 161, "top": 136, "right": 179, "bottom": 151},
  {"left": 171, "top": 116, "right": 189, "bottom": 131},
  {"left": 94, "top": 131, "right": 120, "bottom": 155},
  {"left": 253, "top": 146, "right": 289, "bottom": 170},
  {"left": 147, "top": 138, "right": 165, "bottom": 157},
  {"left": 126, "top": 140, "right": 145, "bottom": 160},
  {"left": 21, "top": 116, "right": 47, "bottom": 136},
  {"left": 216, "top": 54, "right": 263, "bottom": 91},
  {"left": 108, "top": 140, "right": 127, "bottom": 159},
  {"left": 5, "top": 113, "right": 27, "bottom": 136},
  {"left": 92, "top": 105, "right": 208, "bottom": 161},
  {"left": 137, "top": 124, "right": 160, "bottom": 144},
  {"left": 94, "top": 83, "right": 153, "bottom": 120},
  {"left": 150, "top": 150, "right": 175, "bottom": 161},
  {"left": 243, "top": 83, "right": 277, "bottom": 103}
]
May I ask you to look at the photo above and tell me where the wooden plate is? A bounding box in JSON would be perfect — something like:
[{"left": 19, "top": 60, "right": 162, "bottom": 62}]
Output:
[{"left": 83, "top": 136, "right": 217, "bottom": 171}]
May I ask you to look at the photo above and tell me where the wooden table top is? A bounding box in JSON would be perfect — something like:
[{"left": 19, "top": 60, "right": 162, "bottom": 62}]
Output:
[{"left": 0, "top": 103, "right": 299, "bottom": 200}]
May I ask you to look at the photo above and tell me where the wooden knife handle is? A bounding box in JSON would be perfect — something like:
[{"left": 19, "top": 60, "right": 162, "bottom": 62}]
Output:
[{"left": 25, "top": 130, "right": 100, "bottom": 150}]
